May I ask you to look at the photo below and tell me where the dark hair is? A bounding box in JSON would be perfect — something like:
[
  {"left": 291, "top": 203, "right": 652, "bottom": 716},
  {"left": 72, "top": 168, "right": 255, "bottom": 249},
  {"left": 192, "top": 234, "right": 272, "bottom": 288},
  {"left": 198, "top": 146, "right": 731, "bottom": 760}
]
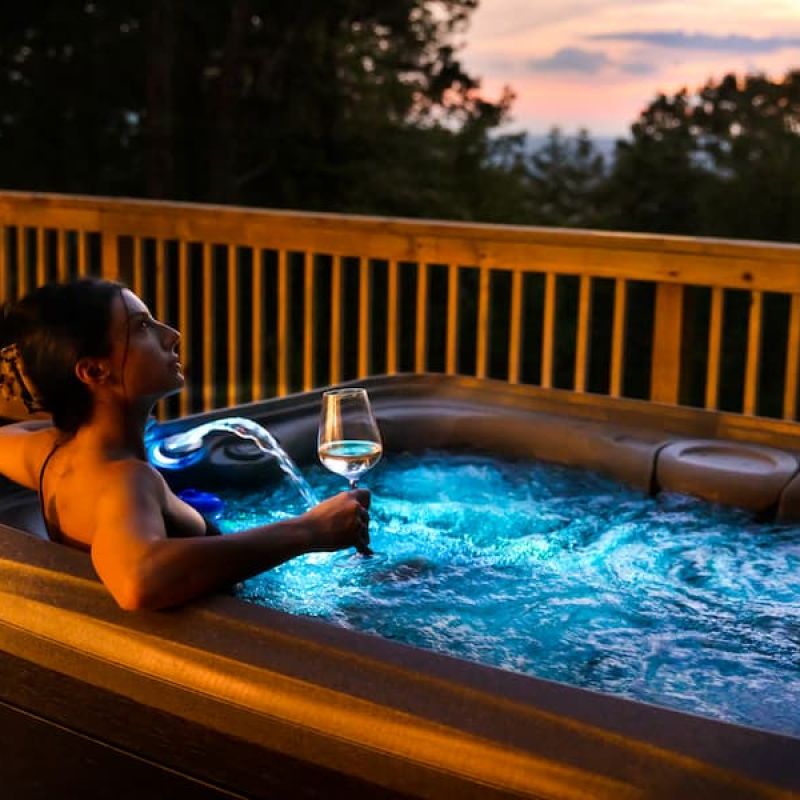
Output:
[{"left": 0, "top": 279, "right": 125, "bottom": 433}]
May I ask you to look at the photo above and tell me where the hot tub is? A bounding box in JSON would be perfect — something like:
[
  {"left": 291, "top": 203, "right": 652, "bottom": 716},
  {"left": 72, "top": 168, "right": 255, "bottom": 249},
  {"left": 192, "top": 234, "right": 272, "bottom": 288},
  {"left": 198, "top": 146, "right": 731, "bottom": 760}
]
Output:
[{"left": 0, "top": 375, "right": 798, "bottom": 798}]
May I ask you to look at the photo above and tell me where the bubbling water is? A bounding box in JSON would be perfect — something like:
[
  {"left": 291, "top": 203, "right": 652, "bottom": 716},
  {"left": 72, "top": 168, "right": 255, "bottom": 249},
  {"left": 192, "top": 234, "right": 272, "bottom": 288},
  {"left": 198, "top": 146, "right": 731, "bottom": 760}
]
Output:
[{"left": 216, "top": 450, "right": 800, "bottom": 737}]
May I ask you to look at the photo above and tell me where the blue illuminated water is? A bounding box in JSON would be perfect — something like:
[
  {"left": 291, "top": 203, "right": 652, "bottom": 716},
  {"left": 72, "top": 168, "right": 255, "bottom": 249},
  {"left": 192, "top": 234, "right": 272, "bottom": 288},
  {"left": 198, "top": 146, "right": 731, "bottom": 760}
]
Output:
[{"left": 217, "top": 451, "right": 800, "bottom": 737}]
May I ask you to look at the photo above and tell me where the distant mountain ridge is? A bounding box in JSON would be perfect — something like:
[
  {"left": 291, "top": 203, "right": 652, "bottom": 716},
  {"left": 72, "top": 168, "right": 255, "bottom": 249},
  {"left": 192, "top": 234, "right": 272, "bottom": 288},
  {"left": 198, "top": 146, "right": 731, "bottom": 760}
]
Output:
[{"left": 525, "top": 133, "right": 621, "bottom": 165}]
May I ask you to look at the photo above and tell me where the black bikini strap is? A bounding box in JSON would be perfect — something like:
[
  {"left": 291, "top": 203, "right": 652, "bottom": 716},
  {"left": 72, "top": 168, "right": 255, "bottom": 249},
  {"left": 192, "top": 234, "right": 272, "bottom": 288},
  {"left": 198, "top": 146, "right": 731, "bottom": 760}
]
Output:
[{"left": 38, "top": 440, "right": 63, "bottom": 544}]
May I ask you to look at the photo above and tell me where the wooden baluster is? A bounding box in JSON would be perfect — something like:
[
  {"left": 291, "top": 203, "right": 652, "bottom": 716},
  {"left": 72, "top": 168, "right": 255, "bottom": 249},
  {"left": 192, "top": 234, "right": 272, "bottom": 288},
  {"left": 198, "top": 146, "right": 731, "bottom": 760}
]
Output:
[
  {"left": 574, "top": 275, "right": 591, "bottom": 393},
  {"left": 415, "top": 262, "right": 428, "bottom": 373},
  {"left": 77, "top": 230, "right": 88, "bottom": 277},
  {"left": 475, "top": 265, "right": 490, "bottom": 379},
  {"left": 358, "top": 257, "right": 370, "bottom": 378},
  {"left": 705, "top": 287, "right": 723, "bottom": 410},
  {"left": 178, "top": 240, "right": 192, "bottom": 416},
  {"left": 132, "top": 237, "right": 144, "bottom": 298},
  {"left": 277, "top": 250, "right": 289, "bottom": 396},
  {"left": 303, "top": 253, "right": 314, "bottom": 392},
  {"left": 540, "top": 273, "right": 556, "bottom": 389},
  {"left": 251, "top": 249, "right": 264, "bottom": 402},
  {"left": 743, "top": 290, "right": 762, "bottom": 416},
  {"left": 329, "top": 255, "right": 342, "bottom": 385},
  {"left": 156, "top": 239, "right": 169, "bottom": 419},
  {"left": 610, "top": 279, "right": 627, "bottom": 398},
  {"left": 783, "top": 294, "right": 800, "bottom": 420},
  {"left": 18, "top": 228, "right": 28, "bottom": 298},
  {"left": 508, "top": 270, "right": 522, "bottom": 384},
  {"left": 202, "top": 242, "right": 215, "bottom": 411},
  {"left": 36, "top": 228, "right": 46, "bottom": 287},
  {"left": 156, "top": 239, "right": 167, "bottom": 327},
  {"left": 386, "top": 259, "right": 398, "bottom": 375},
  {"left": 446, "top": 263, "right": 459, "bottom": 375},
  {"left": 227, "top": 245, "right": 239, "bottom": 407},
  {"left": 101, "top": 231, "right": 118, "bottom": 281},
  {"left": 56, "top": 229, "right": 68, "bottom": 282}
]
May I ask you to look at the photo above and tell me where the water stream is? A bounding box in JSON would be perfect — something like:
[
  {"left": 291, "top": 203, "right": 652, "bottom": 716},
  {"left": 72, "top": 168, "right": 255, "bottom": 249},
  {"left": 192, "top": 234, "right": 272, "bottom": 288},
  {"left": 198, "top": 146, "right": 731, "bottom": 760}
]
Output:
[{"left": 151, "top": 417, "right": 318, "bottom": 507}]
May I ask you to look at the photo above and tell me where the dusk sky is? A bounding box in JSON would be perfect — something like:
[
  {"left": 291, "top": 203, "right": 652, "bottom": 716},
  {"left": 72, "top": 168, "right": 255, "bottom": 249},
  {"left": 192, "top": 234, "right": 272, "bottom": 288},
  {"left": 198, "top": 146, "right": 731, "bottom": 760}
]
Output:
[{"left": 460, "top": 0, "right": 800, "bottom": 137}]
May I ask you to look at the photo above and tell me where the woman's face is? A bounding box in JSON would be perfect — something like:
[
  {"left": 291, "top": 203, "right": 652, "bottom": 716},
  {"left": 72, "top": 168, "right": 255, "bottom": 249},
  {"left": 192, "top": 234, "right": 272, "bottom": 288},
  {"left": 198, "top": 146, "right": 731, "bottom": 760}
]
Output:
[{"left": 107, "top": 289, "right": 184, "bottom": 401}]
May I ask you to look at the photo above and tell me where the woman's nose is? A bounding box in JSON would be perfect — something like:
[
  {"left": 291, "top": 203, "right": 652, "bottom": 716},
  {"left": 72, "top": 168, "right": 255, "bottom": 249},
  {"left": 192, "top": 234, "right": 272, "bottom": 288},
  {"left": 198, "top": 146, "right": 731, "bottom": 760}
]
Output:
[{"left": 162, "top": 323, "right": 180, "bottom": 348}]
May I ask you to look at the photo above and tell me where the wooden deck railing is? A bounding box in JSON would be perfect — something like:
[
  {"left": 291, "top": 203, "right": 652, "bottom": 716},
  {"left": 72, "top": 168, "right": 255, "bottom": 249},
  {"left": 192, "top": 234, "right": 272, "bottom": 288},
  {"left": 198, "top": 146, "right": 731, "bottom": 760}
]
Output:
[{"left": 2, "top": 191, "right": 800, "bottom": 428}]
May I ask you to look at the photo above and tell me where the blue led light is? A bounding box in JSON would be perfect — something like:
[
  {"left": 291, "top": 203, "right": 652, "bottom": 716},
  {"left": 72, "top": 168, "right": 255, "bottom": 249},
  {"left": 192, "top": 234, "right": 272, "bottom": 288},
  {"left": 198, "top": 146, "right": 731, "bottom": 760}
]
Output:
[{"left": 178, "top": 488, "right": 225, "bottom": 518}]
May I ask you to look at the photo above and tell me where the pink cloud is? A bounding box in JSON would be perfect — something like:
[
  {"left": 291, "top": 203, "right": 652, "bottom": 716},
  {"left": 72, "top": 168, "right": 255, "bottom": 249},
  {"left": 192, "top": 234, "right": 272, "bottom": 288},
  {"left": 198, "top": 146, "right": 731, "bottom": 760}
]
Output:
[{"left": 461, "top": 0, "right": 800, "bottom": 135}]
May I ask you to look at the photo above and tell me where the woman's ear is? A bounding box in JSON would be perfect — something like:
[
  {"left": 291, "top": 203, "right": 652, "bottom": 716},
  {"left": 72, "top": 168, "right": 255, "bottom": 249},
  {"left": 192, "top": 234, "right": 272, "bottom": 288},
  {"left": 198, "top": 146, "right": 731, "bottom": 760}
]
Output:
[{"left": 75, "top": 357, "right": 111, "bottom": 386}]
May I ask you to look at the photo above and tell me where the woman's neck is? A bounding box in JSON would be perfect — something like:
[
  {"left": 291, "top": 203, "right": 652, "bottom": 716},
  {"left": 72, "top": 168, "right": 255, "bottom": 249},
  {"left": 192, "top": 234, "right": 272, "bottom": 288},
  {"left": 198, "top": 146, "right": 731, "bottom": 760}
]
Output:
[{"left": 72, "top": 400, "right": 153, "bottom": 460}]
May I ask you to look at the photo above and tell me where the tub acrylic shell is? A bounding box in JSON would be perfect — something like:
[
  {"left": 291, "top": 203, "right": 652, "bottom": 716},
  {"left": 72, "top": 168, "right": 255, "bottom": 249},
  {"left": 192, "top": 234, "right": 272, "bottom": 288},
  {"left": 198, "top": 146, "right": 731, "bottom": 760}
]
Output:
[{"left": 1, "top": 374, "right": 798, "bottom": 798}]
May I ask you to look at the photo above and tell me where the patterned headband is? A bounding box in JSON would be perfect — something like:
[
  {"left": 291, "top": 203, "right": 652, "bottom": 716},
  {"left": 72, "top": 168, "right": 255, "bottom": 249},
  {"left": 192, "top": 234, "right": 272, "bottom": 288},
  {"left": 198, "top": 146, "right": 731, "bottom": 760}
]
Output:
[{"left": 0, "top": 343, "right": 46, "bottom": 415}]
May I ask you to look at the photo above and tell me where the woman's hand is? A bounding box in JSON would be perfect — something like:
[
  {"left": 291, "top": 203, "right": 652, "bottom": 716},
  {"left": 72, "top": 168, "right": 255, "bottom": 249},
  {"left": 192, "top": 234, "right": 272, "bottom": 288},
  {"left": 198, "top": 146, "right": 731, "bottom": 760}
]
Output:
[{"left": 302, "top": 489, "right": 371, "bottom": 554}]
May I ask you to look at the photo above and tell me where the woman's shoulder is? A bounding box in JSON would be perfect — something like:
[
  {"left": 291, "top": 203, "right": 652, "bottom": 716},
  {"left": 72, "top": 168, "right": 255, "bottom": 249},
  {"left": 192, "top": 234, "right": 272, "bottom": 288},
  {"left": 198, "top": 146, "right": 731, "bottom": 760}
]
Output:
[
  {"left": 101, "top": 456, "right": 169, "bottom": 499},
  {"left": 0, "top": 420, "right": 60, "bottom": 490}
]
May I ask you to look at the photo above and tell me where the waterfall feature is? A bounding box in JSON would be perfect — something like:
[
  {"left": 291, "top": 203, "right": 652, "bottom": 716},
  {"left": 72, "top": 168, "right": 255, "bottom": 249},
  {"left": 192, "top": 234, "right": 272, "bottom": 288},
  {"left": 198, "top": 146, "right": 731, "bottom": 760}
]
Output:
[{"left": 149, "top": 417, "right": 318, "bottom": 507}]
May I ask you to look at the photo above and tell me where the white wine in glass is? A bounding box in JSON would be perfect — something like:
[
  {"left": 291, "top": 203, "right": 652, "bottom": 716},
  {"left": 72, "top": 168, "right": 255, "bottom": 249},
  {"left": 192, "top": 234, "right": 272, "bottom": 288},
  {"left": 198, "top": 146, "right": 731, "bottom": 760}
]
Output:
[
  {"left": 318, "top": 438, "right": 383, "bottom": 482},
  {"left": 318, "top": 388, "right": 382, "bottom": 555}
]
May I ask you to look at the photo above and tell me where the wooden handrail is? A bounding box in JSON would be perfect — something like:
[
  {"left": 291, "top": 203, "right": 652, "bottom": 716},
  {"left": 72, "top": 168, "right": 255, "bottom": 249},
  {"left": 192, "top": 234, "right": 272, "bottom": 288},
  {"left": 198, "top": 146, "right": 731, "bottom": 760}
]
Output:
[{"left": 2, "top": 191, "right": 799, "bottom": 289}]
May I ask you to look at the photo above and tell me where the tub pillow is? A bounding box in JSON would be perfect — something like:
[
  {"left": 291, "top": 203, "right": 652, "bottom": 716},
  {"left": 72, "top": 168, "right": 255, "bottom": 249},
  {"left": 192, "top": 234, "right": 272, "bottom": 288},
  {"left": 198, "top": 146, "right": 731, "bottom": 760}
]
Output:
[{"left": 0, "top": 344, "right": 49, "bottom": 423}]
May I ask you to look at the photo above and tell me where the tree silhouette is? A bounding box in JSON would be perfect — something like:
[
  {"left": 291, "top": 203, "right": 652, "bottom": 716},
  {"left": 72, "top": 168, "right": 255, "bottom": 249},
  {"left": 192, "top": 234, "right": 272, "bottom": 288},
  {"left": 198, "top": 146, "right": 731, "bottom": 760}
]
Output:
[
  {"left": 604, "top": 71, "right": 800, "bottom": 242},
  {"left": 525, "top": 128, "right": 607, "bottom": 228},
  {"left": 0, "top": 0, "right": 513, "bottom": 217}
]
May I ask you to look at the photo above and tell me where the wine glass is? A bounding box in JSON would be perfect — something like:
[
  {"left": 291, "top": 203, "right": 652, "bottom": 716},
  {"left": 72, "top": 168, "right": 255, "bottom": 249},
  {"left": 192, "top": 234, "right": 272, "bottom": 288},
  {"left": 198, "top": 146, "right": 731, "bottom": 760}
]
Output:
[{"left": 318, "top": 387, "right": 382, "bottom": 555}]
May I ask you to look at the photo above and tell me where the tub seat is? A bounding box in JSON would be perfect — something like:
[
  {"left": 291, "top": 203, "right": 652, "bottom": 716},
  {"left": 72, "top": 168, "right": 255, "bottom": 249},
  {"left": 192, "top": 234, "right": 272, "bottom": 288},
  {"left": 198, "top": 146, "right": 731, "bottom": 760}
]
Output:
[
  {"left": 771, "top": 470, "right": 800, "bottom": 521},
  {"left": 0, "top": 481, "right": 47, "bottom": 541},
  {"left": 655, "top": 439, "right": 799, "bottom": 514}
]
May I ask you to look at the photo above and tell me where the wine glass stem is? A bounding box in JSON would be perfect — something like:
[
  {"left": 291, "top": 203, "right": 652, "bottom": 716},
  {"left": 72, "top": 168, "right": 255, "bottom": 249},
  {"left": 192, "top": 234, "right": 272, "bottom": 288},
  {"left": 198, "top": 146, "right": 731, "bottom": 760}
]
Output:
[{"left": 348, "top": 476, "right": 372, "bottom": 556}]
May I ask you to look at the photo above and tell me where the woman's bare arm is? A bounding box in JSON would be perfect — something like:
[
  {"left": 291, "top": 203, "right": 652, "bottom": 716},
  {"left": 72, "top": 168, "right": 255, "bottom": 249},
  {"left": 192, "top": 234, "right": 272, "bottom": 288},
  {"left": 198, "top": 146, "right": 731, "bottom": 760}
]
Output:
[{"left": 91, "top": 460, "right": 369, "bottom": 610}]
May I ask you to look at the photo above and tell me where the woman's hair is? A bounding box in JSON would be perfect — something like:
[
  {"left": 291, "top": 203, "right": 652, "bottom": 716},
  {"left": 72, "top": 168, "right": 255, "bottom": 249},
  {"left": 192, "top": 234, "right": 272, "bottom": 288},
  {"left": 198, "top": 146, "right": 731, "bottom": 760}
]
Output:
[{"left": 0, "top": 279, "right": 126, "bottom": 433}]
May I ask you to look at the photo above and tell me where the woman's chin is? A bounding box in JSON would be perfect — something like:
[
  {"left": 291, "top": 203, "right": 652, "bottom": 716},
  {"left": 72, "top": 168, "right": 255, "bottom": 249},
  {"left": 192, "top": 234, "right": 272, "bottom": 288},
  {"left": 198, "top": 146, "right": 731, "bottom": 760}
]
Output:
[
  {"left": 153, "top": 377, "right": 185, "bottom": 400},
  {"left": 166, "top": 378, "right": 185, "bottom": 395}
]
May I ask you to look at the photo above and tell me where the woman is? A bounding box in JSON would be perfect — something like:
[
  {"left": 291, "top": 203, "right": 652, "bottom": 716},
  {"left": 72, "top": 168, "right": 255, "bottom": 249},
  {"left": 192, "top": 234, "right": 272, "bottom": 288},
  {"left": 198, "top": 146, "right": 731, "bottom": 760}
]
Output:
[{"left": 0, "top": 279, "right": 370, "bottom": 610}]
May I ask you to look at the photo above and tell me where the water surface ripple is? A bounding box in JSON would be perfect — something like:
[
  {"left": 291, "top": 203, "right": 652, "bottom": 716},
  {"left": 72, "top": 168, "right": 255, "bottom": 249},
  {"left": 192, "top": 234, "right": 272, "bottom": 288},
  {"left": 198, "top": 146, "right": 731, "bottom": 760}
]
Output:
[{"left": 218, "top": 451, "right": 800, "bottom": 736}]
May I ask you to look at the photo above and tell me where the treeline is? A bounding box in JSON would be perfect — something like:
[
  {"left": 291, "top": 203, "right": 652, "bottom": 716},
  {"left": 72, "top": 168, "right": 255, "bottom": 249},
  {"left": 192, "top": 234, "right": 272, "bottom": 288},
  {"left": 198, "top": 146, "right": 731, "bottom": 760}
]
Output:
[
  {"left": 1, "top": 2, "right": 800, "bottom": 243},
  {"left": 559, "top": 72, "right": 800, "bottom": 243},
  {"left": 472, "top": 69, "right": 800, "bottom": 244}
]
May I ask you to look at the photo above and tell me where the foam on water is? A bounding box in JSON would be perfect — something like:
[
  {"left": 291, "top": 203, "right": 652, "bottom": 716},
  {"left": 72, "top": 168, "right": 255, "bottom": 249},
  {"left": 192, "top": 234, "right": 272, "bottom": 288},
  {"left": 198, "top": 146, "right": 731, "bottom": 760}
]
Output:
[{"left": 217, "top": 451, "right": 800, "bottom": 736}]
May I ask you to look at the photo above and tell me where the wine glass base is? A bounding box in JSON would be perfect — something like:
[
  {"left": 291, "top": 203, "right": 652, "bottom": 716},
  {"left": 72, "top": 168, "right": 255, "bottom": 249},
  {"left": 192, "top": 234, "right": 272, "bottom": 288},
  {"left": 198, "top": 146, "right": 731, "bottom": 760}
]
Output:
[{"left": 330, "top": 549, "right": 386, "bottom": 568}]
